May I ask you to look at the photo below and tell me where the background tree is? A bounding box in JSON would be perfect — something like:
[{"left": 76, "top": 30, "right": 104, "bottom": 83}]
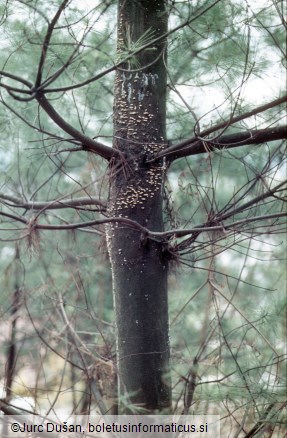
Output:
[{"left": 0, "top": 0, "right": 286, "bottom": 434}]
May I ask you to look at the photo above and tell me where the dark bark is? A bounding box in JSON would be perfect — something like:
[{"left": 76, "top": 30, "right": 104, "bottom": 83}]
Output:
[
  {"left": 2, "top": 246, "right": 21, "bottom": 438},
  {"left": 107, "top": 0, "right": 171, "bottom": 412},
  {"left": 5, "top": 245, "right": 21, "bottom": 400},
  {"left": 148, "top": 94, "right": 286, "bottom": 162}
]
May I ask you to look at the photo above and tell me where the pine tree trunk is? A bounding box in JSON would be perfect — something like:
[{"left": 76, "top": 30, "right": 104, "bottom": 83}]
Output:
[{"left": 106, "top": 0, "right": 171, "bottom": 412}]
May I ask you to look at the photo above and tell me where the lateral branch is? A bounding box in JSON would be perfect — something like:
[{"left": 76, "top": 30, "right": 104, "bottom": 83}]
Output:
[{"left": 167, "top": 125, "right": 287, "bottom": 161}]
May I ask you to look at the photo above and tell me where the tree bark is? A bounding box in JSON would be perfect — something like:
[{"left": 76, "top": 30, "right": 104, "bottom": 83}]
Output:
[{"left": 106, "top": 0, "right": 171, "bottom": 412}]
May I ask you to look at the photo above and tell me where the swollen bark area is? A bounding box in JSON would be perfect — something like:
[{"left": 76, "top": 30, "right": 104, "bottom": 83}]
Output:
[{"left": 107, "top": 0, "right": 171, "bottom": 412}]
